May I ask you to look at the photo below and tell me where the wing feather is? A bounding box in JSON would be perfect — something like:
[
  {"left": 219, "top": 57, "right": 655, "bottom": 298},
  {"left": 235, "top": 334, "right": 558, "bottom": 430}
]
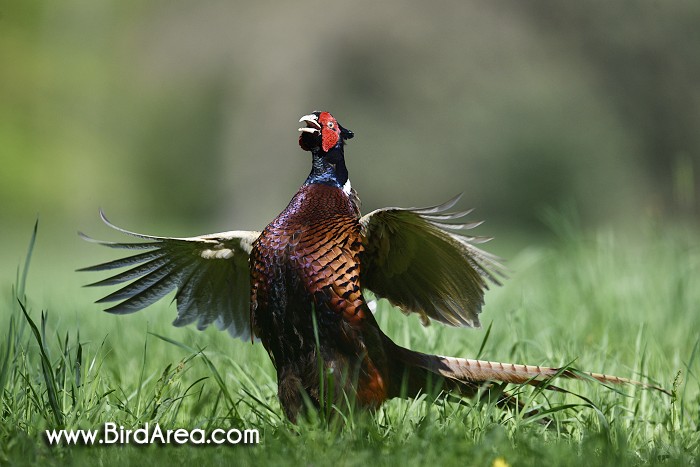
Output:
[
  {"left": 95, "top": 259, "right": 185, "bottom": 306},
  {"left": 83, "top": 255, "right": 170, "bottom": 287},
  {"left": 77, "top": 250, "right": 166, "bottom": 272},
  {"left": 360, "top": 195, "right": 505, "bottom": 328},
  {"left": 79, "top": 211, "right": 260, "bottom": 341}
]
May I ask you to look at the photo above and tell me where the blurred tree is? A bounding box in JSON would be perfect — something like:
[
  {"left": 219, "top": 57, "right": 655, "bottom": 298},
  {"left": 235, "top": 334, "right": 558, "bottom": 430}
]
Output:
[
  {"left": 1, "top": 0, "right": 697, "bottom": 254},
  {"left": 517, "top": 0, "right": 700, "bottom": 218}
]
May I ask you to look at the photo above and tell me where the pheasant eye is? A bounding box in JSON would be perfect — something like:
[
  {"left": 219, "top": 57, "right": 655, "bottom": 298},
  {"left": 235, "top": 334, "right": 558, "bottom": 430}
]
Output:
[{"left": 327, "top": 122, "right": 334, "bottom": 129}]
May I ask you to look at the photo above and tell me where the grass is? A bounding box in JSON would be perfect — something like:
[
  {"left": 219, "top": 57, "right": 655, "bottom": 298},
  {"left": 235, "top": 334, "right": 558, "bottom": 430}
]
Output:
[{"left": 1, "top": 219, "right": 699, "bottom": 466}]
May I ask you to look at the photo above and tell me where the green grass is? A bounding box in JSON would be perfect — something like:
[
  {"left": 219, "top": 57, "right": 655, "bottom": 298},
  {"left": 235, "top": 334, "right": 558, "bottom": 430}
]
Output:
[{"left": 1, "top": 221, "right": 699, "bottom": 466}]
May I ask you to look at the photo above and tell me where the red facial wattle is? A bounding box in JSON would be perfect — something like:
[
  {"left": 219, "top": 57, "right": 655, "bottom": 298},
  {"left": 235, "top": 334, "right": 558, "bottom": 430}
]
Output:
[{"left": 319, "top": 112, "right": 341, "bottom": 152}]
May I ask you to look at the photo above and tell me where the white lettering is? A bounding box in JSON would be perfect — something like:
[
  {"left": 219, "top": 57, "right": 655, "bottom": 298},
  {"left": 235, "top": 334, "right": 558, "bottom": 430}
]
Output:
[
  {"left": 103, "top": 422, "right": 118, "bottom": 444},
  {"left": 173, "top": 428, "right": 189, "bottom": 444},
  {"left": 190, "top": 428, "right": 206, "bottom": 444},
  {"left": 244, "top": 429, "right": 260, "bottom": 444},
  {"left": 227, "top": 429, "right": 242, "bottom": 444},
  {"left": 43, "top": 423, "right": 260, "bottom": 446},
  {"left": 210, "top": 428, "right": 226, "bottom": 444},
  {"left": 150, "top": 423, "right": 165, "bottom": 444},
  {"left": 133, "top": 423, "right": 149, "bottom": 444}
]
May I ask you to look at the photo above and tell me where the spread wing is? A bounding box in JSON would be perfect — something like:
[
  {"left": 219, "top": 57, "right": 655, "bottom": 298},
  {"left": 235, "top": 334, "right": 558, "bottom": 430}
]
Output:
[
  {"left": 79, "top": 210, "right": 261, "bottom": 341},
  {"left": 359, "top": 194, "right": 505, "bottom": 328}
]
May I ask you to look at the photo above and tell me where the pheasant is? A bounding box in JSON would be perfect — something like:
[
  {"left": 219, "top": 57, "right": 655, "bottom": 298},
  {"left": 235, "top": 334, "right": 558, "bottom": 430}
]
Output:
[{"left": 80, "top": 110, "right": 668, "bottom": 422}]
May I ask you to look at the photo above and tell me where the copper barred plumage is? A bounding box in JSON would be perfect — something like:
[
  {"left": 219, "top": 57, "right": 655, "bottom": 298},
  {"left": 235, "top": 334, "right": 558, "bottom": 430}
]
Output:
[{"left": 80, "top": 110, "right": 669, "bottom": 423}]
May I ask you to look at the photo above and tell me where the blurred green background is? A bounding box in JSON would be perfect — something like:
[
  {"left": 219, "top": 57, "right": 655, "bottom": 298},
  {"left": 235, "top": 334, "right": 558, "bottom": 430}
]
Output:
[{"left": 1, "top": 1, "right": 698, "bottom": 295}]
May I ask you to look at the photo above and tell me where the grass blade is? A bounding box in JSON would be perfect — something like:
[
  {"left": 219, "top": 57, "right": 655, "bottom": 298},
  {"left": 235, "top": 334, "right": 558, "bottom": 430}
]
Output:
[
  {"left": 149, "top": 332, "right": 241, "bottom": 419},
  {"left": 17, "top": 300, "right": 64, "bottom": 427},
  {"left": 476, "top": 321, "right": 493, "bottom": 360},
  {"left": 0, "top": 315, "right": 16, "bottom": 395},
  {"left": 18, "top": 218, "right": 39, "bottom": 300}
]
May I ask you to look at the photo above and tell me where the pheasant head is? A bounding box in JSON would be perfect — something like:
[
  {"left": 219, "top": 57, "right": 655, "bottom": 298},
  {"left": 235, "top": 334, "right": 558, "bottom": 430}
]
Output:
[
  {"left": 298, "top": 111, "right": 355, "bottom": 190},
  {"left": 298, "top": 111, "right": 354, "bottom": 153}
]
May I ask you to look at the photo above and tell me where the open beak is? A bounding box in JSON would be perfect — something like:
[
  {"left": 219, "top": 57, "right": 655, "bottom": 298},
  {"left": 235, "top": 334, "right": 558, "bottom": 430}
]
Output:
[{"left": 298, "top": 114, "right": 321, "bottom": 135}]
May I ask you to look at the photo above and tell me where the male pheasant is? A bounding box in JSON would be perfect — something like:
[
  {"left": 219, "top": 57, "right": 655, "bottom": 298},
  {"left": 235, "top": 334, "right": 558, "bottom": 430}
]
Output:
[{"left": 80, "top": 111, "right": 668, "bottom": 422}]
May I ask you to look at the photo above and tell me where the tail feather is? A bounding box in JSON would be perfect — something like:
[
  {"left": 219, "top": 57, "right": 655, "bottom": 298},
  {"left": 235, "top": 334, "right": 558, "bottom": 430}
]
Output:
[
  {"left": 385, "top": 340, "right": 671, "bottom": 397},
  {"left": 429, "top": 355, "right": 671, "bottom": 395}
]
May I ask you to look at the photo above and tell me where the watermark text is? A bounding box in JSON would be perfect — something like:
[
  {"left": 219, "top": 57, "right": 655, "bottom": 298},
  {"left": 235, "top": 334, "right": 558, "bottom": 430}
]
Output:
[{"left": 45, "top": 423, "right": 260, "bottom": 446}]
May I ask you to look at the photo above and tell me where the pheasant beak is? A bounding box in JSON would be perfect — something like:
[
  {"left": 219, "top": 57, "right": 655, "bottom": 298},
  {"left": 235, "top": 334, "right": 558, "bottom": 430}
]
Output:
[{"left": 298, "top": 114, "right": 321, "bottom": 135}]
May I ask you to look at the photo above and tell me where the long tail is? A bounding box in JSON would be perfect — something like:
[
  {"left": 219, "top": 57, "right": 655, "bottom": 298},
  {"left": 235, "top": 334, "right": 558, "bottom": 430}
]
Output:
[
  {"left": 385, "top": 341, "right": 671, "bottom": 398},
  {"left": 425, "top": 354, "right": 671, "bottom": 395}
]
